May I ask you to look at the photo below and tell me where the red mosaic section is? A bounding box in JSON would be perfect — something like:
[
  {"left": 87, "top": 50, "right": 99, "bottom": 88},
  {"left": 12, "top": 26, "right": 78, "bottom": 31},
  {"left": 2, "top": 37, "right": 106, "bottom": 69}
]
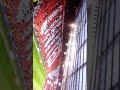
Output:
[{"left": 4, "top": 0, "right": 33, "bottom": 89}]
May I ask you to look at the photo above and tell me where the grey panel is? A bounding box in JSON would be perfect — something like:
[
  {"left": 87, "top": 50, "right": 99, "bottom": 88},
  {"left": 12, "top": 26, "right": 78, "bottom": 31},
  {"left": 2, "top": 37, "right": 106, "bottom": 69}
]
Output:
[
  {"left": 94, "top": 59, "right": 101, "bottom": 90},
  {"left": 114, "top": 0, "right": 120, "bottom": 36},
  {"left": 100, "top": 53, "right": 106, "bottom": 90},
  {"left": 112, "top": 36, "right": 119, "bottom": 86},
  {"left": 106, "top": 0, "right": 110, "bottom": 10},
  {"left": 103, "top": 11, "right": 109, "bottom": 51},
  {"left": 105, "top": 45, "right": 112, "bottom": 90},
  {"left": 108, "top": 4, "right": 114, "bottom": 44}
]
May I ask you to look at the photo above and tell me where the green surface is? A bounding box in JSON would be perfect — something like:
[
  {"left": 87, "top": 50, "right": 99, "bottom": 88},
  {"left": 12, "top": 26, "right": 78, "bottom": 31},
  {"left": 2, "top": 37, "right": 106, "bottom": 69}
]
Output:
[
  {"left": 0, "top": 12, "right": 24, "bottom": 90},
  {"left": 33, "top": 34, "right": 46, "bottom": 90},
  {"left": 33, "top": 0, "right": 38, "bottom": 2},
  {"left": 0, "top": 35, "right": 23, "bottom": 90}
]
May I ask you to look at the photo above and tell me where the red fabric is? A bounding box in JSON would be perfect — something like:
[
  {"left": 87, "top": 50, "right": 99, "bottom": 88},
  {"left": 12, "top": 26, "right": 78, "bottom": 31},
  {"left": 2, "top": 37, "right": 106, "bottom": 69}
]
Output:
[
  {"left": 34, "top": 1, "right": 64, "bottom": 89},
  {"left": 34, "top": 0, "right": 64, "bottom": 73}
]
